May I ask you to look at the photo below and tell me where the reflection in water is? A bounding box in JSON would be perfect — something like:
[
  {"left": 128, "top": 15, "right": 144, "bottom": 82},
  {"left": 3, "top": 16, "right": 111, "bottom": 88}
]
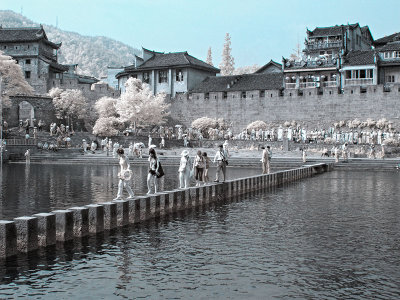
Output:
[
  {"left": 0, "top": 164, "right": 261, "bottom": 220},
  {"left": 0, "top": 170, "right": 399, "bottom": 298}
]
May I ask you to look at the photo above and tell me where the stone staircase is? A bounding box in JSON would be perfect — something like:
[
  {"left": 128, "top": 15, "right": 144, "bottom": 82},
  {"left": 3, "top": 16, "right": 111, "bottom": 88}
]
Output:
[{"left": 9, "top": 150, "right": 400, "bottom": 170}]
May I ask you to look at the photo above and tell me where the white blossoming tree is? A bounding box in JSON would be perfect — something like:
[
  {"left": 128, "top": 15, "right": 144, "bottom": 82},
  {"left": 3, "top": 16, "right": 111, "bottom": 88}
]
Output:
[
  {"left": 92, "top": 96, "right": 122, "bottom": 136},
  {"left": 247, "top": 120, "right": 267, "bottom": 131},
  {"left": 206, "top": 47, "right": 213, "bottom": 66},
  {"left": 49, "top": 88, "right": 88, "bottom": 127},
  {"left": 93, "top": 116, "right": 122, "bottom": 137},
  {"left": 0, "top": 51, "right": 33, "bottom": 108},
  {"left": 192, "top": 117, "right": 218, "bottom": 133},
  {"left": 115, "top": 78, "right": 170, "bottom": 131},
  {"left": 95, "top": 96, "right": 118, "bottom": 118},
  {"left": 219, "top": 33, "right": 235, "bottom": 76}
]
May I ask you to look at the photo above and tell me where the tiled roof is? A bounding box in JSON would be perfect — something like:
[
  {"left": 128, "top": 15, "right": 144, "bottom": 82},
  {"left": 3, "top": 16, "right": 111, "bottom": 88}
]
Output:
[
  {"left": 343, "top": 51, "right": 375, "bottom": 66},
  {"left": 0, "top": 26, "right": 61, "bottom": 48},
  {"left": 126, "top": 51, "right": 220, "bottom": 73},
  {"left": 309, "top": 26, "right": 344, "bottom": 37},
  {"left": 308, "top": 23, "right": 359, "bottom": 37},
  {"left": 254, "top": 60, "right": 282, "bottom": 73},
  {"left": 48, "top": 61, "right": 69, "bottom": 72},
  {"left": 374, "top": 32, "right": 400, "bottom": 47},
  {"left": 190, "top": 73, "right": 283, "bottom": 93},
  {"left": 379, "top": 41, "right": 400, "bottom": 51},
  {"left": 378, "top": 60, "right": 400, "bottom": 66}
]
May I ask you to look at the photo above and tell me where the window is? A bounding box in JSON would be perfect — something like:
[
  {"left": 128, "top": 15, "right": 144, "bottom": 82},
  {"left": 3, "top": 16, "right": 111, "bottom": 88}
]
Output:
[
  {"left": 143, "top": 72, "right": 150, "bottom": 83},
  {"left": 367, "top": 69, "right": 373, "bottom": 78},
  {"left": 223, "top": 92, "right": 227, "bottom": 99},
  {"left": 25, "top": 71, "right": 31, "bottom": 79},
  {"left": 175, "top": 69, "right": 183, "bottom": 81},
  {"left": 158, "top": 70, "right": 168, "bottom": 83},
  {"left": 205, "top": 93, "right": 209, "bottom": 100},
  {"left": 260, "top": 90, "right": 265, "bottom": 97},
  {"left": 384, "top": 52, "right": 393, "bottom": 59},
  {"left": 26, "top": 59, "right": 31, "bottom": 64},
  {"left": 241, "top": 91, "right": 246, "bottom": 99},
  {"left": 394, "top": 51, "right": 400, "bottom": 58},
  {"left": 386, "top": 75, "right": 395, "bottom": 83},
  {"left": 346, "top": 70, "right": 352, "bottom": 79}
]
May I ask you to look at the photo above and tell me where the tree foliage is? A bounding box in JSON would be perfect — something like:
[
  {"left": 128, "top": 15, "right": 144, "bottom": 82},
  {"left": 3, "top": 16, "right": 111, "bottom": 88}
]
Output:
[
  {"left": 49, "top": 88, "right": 88, "bottom": 120},
  {"left": 115, "top": 78, "right": 170, "bottom": 128},
  {"left": 219, "top": 33, "right": 235, "bottom": 76},
  {"left": 191, "top": 117, "right": 218, "bottom": 132},
  {"left": 92, "top": 116, "right": 123, "bottom": 137},
  {"left": 206, "top": 47, "right": 213, "bottom": 66},
  {"left": 247, "top": 120, "right": 267, "bottom": 131},
  {"left": 233, "top": 64, "right": 260, "bottom": 75},
  {"left": 95, "top": 96, "right": 118, "bottom": 118},
  {"left": 0, "top": 50, "right": 33, "bottom": 107}
]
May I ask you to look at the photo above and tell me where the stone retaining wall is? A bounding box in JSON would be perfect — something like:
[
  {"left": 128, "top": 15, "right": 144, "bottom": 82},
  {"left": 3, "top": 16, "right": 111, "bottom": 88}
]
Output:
[
  {"left": 170, "top": 84, "right": 400, "bottom": 132},
  {"left": 0, "top": 163, "right": 333, "bottom": 259}
]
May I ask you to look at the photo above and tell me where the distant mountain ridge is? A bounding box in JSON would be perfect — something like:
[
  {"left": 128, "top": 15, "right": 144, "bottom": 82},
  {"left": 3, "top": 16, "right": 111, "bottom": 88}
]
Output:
[{"left": 0, "top": 10, "right": 139, "bottom": 78}]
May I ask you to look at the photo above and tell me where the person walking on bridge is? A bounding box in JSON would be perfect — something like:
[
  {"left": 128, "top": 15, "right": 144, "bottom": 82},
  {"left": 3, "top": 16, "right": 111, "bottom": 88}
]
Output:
[
  {"left": 114, "top": 148, "right": 135, "bottom": 200},
  {"left": 261, "top": 146, "right": 272, "bottom": 174},
  {"left": 214, "top": 145, "right": 228, "bottom": 182},
  {"left": 178, "top": 150, "right": 191, "bottom": 188}
]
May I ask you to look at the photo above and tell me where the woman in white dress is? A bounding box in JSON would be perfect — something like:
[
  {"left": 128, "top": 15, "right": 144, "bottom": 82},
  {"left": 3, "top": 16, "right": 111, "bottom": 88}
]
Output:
[{"left": 114, "top": 148, "right": 135, "bottom": 200}]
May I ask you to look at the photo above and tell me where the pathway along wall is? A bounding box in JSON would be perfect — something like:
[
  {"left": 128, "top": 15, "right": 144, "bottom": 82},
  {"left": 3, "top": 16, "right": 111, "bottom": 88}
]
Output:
[
  {"left": 0, "top": 163, "right": 333, "bottom": 259},
  {"left": 170, "top": 84, "right": 400, "bottom": 133}
]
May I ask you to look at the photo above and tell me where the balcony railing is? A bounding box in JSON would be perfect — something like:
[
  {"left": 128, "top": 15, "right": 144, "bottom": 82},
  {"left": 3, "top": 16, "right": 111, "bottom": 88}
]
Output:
[
  {"left": 287, "top": 58, "right": 337, "bottom": 69},
  {"left": 323, "top": 81, "right": 337, "bottom": 87},
  {"left": 299, "top": 82, "right": 317, "bottom": 88},
  {"left": 285, "top": 83, "right": 297, "bottom": 89},
  {"left": 345, "top": 78, "right": 373, "bottom": 86},
  {"left": 5, "top": 138, "right": 37, "bottom": 146},
  {"left": 306, "top": 41, "right": 342, "bottom": 50}
]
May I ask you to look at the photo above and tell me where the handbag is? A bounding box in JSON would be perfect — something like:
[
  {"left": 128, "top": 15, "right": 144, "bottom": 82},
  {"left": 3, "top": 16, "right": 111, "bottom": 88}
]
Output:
[
  {"left": 122, "top": 169, "right": 133, "bottom": 181},
  {"left": 156, "top": 160, "right": 165, "bottom": 178}
]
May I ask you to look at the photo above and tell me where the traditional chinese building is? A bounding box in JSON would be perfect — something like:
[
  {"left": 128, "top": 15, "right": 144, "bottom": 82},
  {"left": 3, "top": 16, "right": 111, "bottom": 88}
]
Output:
[
  {"left": 0, "top": 25, "right": 68, "bottom": 94},
  {"left": 254, "top": 60, "right": 282, "bottom": 74},
  {"left": 282, "top": 23, "right": 374, "bottom": 90},
  {"left": 116, "top": 47, "right": 220, "bottom": 97},
  {"left": 374, "top": 33, "right": 400, "bottom": 88}
]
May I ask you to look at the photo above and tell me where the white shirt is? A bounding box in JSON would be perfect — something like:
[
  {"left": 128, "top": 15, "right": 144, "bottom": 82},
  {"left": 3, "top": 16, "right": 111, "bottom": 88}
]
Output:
[{"left": 213, "top": 149, "right": 227, "bottom": 163}]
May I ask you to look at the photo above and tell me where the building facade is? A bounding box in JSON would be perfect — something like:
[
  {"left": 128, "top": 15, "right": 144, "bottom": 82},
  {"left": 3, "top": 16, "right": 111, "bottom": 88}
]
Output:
[
  {"left": 116, "top": 47, "right": 220, "bottom": 97},
  {"left": 0, "top": 25, "right": 68, "bottom": 94},
  {"left": 282, "top": 23, "right": 374, "bottom": 90}
]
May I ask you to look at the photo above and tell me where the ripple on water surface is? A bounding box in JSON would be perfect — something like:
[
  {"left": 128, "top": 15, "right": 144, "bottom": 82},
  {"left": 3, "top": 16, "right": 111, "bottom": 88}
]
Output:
[{"left": 0, "top": 170, "right": 399, "bottom": 299}]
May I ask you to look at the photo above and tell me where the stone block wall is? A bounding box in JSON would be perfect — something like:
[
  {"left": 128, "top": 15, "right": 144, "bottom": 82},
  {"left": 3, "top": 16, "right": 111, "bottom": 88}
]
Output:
[
  {"left": 170, "top": 84, "right": 400, "bottom": 132},
  {"left": 4, "top": 95, "right": 58, "bottom": 128}
]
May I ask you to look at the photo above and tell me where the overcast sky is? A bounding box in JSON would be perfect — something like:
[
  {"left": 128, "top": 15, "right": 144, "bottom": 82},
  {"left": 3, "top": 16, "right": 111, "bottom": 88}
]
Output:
[{"left": 2, "top": 0, "right": 399, "bottom": 67}]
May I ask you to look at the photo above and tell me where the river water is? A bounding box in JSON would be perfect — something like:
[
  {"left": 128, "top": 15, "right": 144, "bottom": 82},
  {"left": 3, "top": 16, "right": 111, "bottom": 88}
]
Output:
[
  {"left": 0, "top": 164, "right": 260, "bottom": 220},
  {"left": 1, "top": 169, "right": 399, "bottom": 299}
]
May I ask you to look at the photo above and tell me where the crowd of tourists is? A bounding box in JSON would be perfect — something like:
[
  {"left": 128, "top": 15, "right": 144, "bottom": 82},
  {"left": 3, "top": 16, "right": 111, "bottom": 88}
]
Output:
[{"left": 113, "top": 143, "right": 232, "bottom": 200}]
